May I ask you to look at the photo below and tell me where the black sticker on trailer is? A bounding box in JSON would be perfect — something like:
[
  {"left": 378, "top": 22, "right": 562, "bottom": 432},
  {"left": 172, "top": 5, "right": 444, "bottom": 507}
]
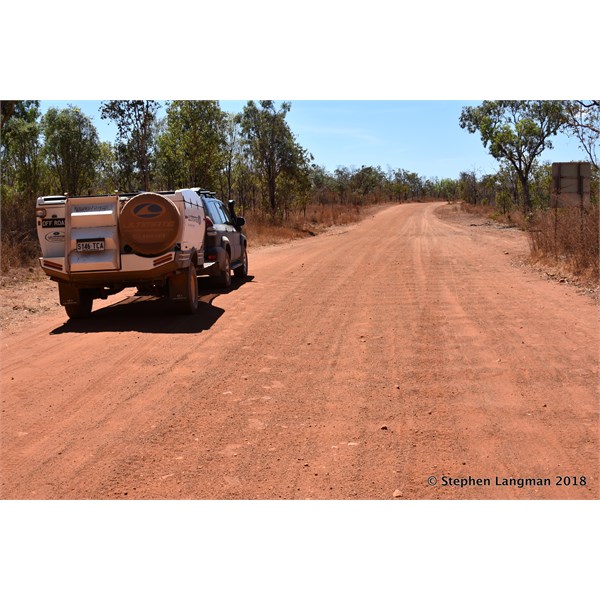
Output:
[{"left": 42, "top": 218, "right": 65, "bottom": 228}]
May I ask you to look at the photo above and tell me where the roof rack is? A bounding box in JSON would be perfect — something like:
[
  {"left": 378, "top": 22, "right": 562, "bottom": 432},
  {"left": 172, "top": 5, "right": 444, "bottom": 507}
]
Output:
[{"left": 190, "top": 187, "right": 217, "bottom": 197}]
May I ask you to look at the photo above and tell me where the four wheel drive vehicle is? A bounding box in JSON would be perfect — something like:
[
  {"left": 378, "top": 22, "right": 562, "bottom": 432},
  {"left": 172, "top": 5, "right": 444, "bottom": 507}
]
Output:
[
  {"left": 194, "top": 190, "right": 248, "bottom": 288},
  {"left": 36, "top": 188, "right": 248, "bottom": 319}
]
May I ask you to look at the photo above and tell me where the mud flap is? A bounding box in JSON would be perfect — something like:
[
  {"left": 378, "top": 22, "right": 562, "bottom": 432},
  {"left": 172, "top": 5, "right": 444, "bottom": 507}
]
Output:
[
  {"left": 168, "top": 270, "right": 188, "bottom": 301},
  {"left": 58, "top": 282, "right": 81, "bottom": 306}
]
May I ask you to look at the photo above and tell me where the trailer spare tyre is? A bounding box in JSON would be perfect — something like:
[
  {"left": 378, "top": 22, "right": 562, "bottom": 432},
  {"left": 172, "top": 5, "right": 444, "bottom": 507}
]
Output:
[{"left": 119, "top": 192, "right": 181, "bottom": 255}]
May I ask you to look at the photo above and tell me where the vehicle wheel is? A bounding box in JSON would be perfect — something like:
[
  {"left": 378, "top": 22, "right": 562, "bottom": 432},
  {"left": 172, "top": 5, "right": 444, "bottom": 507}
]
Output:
[
  {"left": 215, "top": 252, "right": 231, "bottom": 288},
  {"left": 233, "top": 247, "right": 248, "bottom": 278},
  {"left": 179, "top": 264, "right": 199, "bottom": 314},
  {"left": 136, "top": 284, "right": 153, "bottom": 296},
  {"left": 64, "top": 292, "right": 93, "bottom": 319}
]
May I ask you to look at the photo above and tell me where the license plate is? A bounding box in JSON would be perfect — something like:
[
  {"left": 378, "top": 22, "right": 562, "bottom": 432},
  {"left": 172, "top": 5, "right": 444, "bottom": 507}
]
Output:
[
  {"left": 42, "top": 218, "right": 65, "bottom": 228},
  {"left": 77, "top": 239, "right": 105, "bottom": 252}
]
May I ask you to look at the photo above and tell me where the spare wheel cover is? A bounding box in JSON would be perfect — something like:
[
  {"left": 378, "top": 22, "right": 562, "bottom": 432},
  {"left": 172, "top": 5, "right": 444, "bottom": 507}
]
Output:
[{"left": 120, "top": 192, "right": 181, "bottom": 255}]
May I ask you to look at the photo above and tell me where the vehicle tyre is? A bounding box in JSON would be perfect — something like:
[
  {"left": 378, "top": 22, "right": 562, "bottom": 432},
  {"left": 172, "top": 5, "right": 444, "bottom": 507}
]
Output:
[
  {"left": 64, "top": 291, "right": 93, "bottom": 319},
  {"left": 179, "top": 264, "right": 199, "bottom": 314},
  {"left": 215, "top": 252, "right": 231, "bottom": 288},
  {"left": 233, "top": 247, "right": 248, "bottom": 278}
]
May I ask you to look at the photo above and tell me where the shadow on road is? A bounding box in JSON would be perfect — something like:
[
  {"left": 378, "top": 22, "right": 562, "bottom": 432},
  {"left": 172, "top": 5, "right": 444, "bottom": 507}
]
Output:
[{"left": 49, "top": 276, "right": 254, "bottom": 335}]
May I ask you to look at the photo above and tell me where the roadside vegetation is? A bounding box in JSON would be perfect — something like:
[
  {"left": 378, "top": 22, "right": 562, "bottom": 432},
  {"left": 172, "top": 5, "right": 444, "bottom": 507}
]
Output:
[
  {"left": 0, "top": 100, "right": 453, "bottom": 272},
  {"left": 458, "top": 101, "right": 599, "bottom": 285},
  {"left": 1, "top": 99, "right": 598, "bottom": 283}
]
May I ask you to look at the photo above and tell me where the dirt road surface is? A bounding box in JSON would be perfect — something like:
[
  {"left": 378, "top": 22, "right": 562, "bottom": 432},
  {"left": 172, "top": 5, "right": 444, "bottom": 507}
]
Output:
[{"left": 1, "top": 202, "right": 598, "bottom": 499}]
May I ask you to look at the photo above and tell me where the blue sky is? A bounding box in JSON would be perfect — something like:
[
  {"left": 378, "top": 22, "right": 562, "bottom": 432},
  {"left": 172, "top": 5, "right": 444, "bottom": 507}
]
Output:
[{"left": 38, "top": 100, "right": 589, "bottom": 181}]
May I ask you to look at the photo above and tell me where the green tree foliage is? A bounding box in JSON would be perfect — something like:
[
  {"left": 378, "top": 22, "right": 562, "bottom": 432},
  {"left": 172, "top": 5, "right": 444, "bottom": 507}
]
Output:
[
  {"left": 154, "top": 116, "right": 181, "bottom": 191},
  {"left": 233, "top": 155, "right": 260, "bottom": 213},
  {"left": 277, "top": 152, "right": 313, "bottom": 218},
  {"left": 1, "top": 101, "right": 45, "bottom": 267},
  {"left": 41, "top": 106, "right": 100, "bottom": 195},
  {"left": 561, "top": 101, "right": 600, "bottom": 169},
  {"left": 309, "top": 165, "right": 337, "bottom": 206},
  {"left": 238, "top": 101, "right": 312, "bottom": 217},
  {"left": 1, "top": 101, "right": 43, "bottom": 200},
  {"left": 457, "top": 162, "right": 554, "bottom": 212},
  {"left": 333, "top": 166, "right": 352, "bottom": 203},
  {"left": 350, "top": 165, "right": 386, "bottom": 196},
  {"left": 156, "top": 101, "right": 227, "bottom": 191},
  {"left": 310, "top": 165, "right": 432, "bottom": 205},
  {"left": 113, "top": 141, "right": 138, "bottom": 193},
  {"left": 460, "top": 101, "right": 564, "bottom": 210},
  {"left": 95, "top": 142, "right": 119, "bottom": 194},
  {"left": 220, "top": 113, "right": 242, "bottom": 201},
  {"left": 100, "top": 100, "right": 160, "bottom": 190},
  {"left": 425, "top": 177, "right": 459, "bottom": 200},
  {"left": 1, "top": 101, "right": 41, "bottom": 135},
  {"left": 458, "top": 171, "right": 480, "bottom": 205},
  {"left": 388, "top": 169, "right": 426, "bottom": 201}
]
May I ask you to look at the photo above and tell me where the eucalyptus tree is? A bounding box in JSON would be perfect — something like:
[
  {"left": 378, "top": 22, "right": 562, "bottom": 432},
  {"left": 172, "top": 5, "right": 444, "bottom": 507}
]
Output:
[
  {"left": 309, "top": 164, "right": 336, "bottom": 205},
  {"left": 221, "top": 112, "right": 242, "bottom": 201},
  {"left": 561, "top": 100, "right": 600, "bottom": 169},
  {"left": 333, "top": 166, "right": 353, "bottom": 203},
  {"left": 42, "top": 106, "right": 100, "bottom": 195},
  {"left": 1, "top": 101, "right": 43, "bottom": 201},
  {"left": 458, "top": 170, "right": 480, "bottom": 205},
  {"left": 160, "top": 100, "right": 227, "bottom": 191},
  {"left": 459, "top": 101, "right": 564, "bottom": 210},
  {"left": 1, "top": 101, "right": 44, "bottom": 262},
  {"left": 434, "top": 178, "right": 459, "bottom": 200},
  {"left": 155, "top": 121, "right": 182, "bottom": 191},
  {"left": 390, "top": 169, "right": 410, "bottom": 201},
  {"left": 1, "top": 100, "right": 40, "bottom": 134},
  {"left": 238, "top": 100, "right": 311, "bottom": 217},
  {"left": 95, "top": 141, "right": 120, "bottom": 194},
  {"left": 100, "top": 100, "right": 160, "bottom": 190},
  {"left": 350, "top": 165, "right": 386, "bottom": 197}
]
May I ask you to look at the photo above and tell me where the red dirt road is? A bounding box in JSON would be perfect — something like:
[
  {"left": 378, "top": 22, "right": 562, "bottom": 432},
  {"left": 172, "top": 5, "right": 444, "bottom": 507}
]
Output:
[{"left": 1, "top": 202, "right": 598, "bottom": 499}]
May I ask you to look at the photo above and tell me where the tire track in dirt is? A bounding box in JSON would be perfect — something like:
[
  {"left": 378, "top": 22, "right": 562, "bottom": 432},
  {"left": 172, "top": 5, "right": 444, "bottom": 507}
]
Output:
[{"left": 1, "top": 202, "right": 597, "bottom": 499}]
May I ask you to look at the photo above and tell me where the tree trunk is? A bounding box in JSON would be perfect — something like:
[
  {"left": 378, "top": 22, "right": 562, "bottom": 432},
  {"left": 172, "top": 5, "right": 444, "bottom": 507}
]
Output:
[
  {"left": 519, "top": 172, "right": 532, "bottom": 212},
  {"left": 269, "top": 178, "right": 276, "bottom": 215}
]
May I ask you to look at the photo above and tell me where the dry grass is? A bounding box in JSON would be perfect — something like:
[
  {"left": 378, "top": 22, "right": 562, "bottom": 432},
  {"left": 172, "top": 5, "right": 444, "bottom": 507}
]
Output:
[
  {"left": 245, "top": 220, "right": 310, "bottom": 247},
  {"left": 458, "top": 201, "right": 530, "bottom": 229},
  {"left": 1, "top": 237, "right": 39, "bottom": 273},
  {"left": 1, "top": 191, "right": 40, "bottom": 274},
  {"left": 244, "top": 202, "right": 366, "bottom": 248},
  {"left": 529, "top": 205, "right": 599, "bottom": 284},
  {"left": 459, "top": 201, "right": 599, "bottom": 286}
]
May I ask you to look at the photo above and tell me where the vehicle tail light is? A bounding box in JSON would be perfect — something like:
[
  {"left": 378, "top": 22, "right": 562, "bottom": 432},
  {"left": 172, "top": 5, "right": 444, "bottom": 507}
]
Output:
[
  {"left": 205, "top": 216, "right": 217, "bottom": 236},
  {"left": 35, "top": 208, "right": 47, "bottom": 218}
]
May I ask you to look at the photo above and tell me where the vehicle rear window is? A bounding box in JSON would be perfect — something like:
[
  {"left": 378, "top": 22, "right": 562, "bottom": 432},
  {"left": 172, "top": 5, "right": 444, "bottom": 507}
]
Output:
[
  {"left": 207, "top": 200, "right": 233, "bottom": 225},
  {"left": 205, "top": 201, "right": 224, "bottom": 224}
]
